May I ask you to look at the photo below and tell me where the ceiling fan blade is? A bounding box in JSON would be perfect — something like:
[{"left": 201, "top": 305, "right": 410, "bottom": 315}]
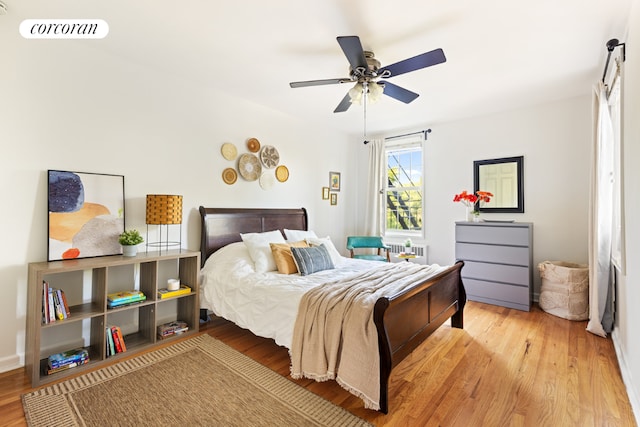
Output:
[
  {"left": 290, "top": 78, "right": 351, "bottom": 88},
  {"left": 337, "top": 36, "right": 369, "bottom": 74},
  {"left": 334, "top": 92, "right": 352, "bottom": 113},
  {"left": 382, "top": 82, "right": 420, "bottom": 104},
  {"left": 379, "top": 48, "right": 446, "bottom": 78}
]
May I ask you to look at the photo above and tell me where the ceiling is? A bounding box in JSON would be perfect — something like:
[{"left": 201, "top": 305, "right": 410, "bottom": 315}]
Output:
[{"left": 7, "top": 0, "right": 633, "bottom": 137}]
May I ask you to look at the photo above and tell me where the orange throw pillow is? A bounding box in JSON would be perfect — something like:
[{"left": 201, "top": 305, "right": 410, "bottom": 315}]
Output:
[{"left": 270, "top": 240, "right": 309, "bottom": 274}]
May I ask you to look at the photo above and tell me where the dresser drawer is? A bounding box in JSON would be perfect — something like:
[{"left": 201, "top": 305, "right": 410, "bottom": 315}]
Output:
[
  {"left": 461, "top": 260, "right": 529, "bottom": 286},
  {"left": 455, "top": 242, "right": 529, "bottom": 266},
  {"left": 456, "top": 224, "right": 530, "bottom": 246},
  {"left": 462, "top": 278, "right": 531, "bottom": 310}
]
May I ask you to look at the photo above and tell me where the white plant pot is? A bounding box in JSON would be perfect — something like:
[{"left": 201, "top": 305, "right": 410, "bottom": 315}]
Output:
[{"left": 122, "top": 245, "right": 138, "bottom": 257}]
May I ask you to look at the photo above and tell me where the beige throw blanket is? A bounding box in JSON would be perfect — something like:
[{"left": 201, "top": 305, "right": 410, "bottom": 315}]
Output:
[{"left": 290, "top": 262, "right": 444, "bottom": 410}]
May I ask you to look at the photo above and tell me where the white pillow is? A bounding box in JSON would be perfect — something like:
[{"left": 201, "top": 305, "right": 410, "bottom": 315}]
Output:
[
  {"left": 201, "top": 242, "right": 255, "bottom": 274},
  {"left": 284, "top": 228, "right": 318, "bottom": 242},
  {"left": 240, "top": 230, "right": 286, "bottom": 273},
  {"left": 305, "top": 236, "right": 342, "bottom": 266}
]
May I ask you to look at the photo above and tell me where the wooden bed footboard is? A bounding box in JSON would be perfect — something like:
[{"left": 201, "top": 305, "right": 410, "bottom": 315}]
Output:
[{"left": 373, "top": 261, "right": 466, "bottom": 413}]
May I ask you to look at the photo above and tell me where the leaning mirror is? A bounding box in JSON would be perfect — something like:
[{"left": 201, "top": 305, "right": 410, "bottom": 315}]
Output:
[{"left": 473, "top": 156, "right": 524, "bottom": 213}]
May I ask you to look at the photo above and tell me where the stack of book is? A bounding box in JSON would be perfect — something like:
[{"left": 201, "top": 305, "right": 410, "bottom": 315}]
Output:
[
  {"left": 157, "top": 285, "right": 191, "bottom": 299},
  {"left": 107, "top": 290, "right": 146, "bottom": 308},
  {"left": 42, "top": 281, "right": 71, "bottom": 324},
  {"left": 398, "top": 252, "right": 417, "bottom": 258},
  {"left": 47, "top": 348, "right": 89, "bottom": 375},
  {"left": 106, "top": 325, "right": 127, "bottom": 357},
  {"left": 157, "top": 320, "right": 189, "bottom": 339}
]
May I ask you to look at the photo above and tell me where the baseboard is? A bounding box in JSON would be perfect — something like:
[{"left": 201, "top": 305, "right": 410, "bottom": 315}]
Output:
[
  {"left": 612, "top": 328, "right": 640, "bottom": 424},
  {"left": 0, "top": 353, "right": 23, "bottom": 374}
]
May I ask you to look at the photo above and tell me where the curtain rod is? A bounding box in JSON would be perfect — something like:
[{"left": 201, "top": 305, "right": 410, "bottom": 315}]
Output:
[
  {"left": 602, "top": 38, "right": 626, "bottom": 83},
  {"left": 363, "top": 128, "right": 431, "bottom": 145}
]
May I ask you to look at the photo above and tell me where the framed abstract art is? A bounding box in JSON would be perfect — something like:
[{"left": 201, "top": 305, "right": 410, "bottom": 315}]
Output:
[{"left": 47, "top": 170, "right": 125, "bottom": 261}]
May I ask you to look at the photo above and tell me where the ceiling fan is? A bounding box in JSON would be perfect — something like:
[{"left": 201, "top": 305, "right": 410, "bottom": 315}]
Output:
[{"left": 289, "top": 36, "right": 446, "bottom": 113}]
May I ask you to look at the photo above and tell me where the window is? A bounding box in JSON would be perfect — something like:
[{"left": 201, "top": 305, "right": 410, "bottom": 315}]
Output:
[{"left": 384, "top": 136, "right": 424, "bottom": 237}]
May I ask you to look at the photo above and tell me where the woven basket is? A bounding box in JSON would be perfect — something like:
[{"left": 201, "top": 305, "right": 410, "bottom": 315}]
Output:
[
  {"left": 146, "top": 195, "right": 182, "bottom": 224},
  {"left": 538, "top": 261, "right": 589, "bottom": 321}
]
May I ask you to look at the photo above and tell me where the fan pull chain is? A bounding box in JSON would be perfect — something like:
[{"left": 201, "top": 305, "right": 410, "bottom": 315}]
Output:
[{"left": 363, "top": 83, "right": 368, "bottom": 140}]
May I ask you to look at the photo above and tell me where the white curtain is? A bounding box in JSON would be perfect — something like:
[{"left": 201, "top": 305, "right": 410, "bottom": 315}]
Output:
[
  {"left": 587, "top": 81, "right": 615, "bottom": 337},
  {"left": 363, "top": 139, "right": 385, "bottom": 235}
]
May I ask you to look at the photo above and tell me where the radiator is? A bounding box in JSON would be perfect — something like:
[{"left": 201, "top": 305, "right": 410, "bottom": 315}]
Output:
[{"left": 386, "top": 243, "right": 428, "bottom": 264}]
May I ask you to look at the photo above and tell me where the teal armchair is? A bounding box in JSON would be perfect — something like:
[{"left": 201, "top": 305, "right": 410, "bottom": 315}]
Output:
[{"left": 346, "top": 236, "right": 391, "bottom": 262}]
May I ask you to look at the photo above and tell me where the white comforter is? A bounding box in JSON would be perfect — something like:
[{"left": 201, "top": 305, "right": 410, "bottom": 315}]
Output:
[{"left": 199, "top": 242, "right": 381, "bottom": 348}]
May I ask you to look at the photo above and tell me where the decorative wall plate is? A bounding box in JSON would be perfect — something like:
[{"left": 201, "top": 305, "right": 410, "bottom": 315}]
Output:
[
  {"left": 275, "top": 165, "right": 289, "bottom": 182},
  {"left": 260, "top": 145, "right": 280, "bottom": 169},
  {"left": 221, "top": 143, "right": 237, "bottom": 161},
  {"left": 238, "top": 153, "right": 261, "bottom": 181},
  {"left": 247, "top": 138, "right": 260, "bottom": 153},
  {"left": 222, "top": 168, "right": 237, "bottom": 185},
  {"left": 259, "top": 172, "right": 275, "bottom": 190}
]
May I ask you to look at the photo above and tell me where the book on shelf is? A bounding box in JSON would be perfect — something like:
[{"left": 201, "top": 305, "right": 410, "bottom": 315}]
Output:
[
  {"left": 157, "top": 285, "right": 191, "bottom": 299},
  {"left": 106, "top": 326, "right": 115, "bottom": 356},
  {"left": 48, "top": 355, "right": 89, "bottom": 370},
  {"left": 42, "top": 281, "right": 70, "bottom": 324},
  {"left": 111, "top": 326, "right": 125, "bottom": 353},
  {"left": 107, "top": 296, "right": 146, "bottom": 308},
  {"left": 58, "top": 289, "right": 71, "bottom": 317},
  {"left": 47, "top": 358, "right": 89, "bottom": 375},
  {"left": 48, "top": 348, "right": 89, "bottom": 369},
  {"left": 157, "top": 320, "right": 189, "bottom": 339},
  {"left": 107, "top": 291, "right": 146, "bottom": 308},
  {"left": 47, "top": 288, "right": 55, "bottom": 323},
  {"left": 106, "top": 325, "right": 127, "bottom": 357},
  {"left": 52, "top": 289, "right": 65, "bottom": 320},
  {"left": 111, "top": 327, "right": 123, "bottom": 353},
  {"left": 107, "top": 290, "right": 145, "bottom": 303},
  {"left": 42, "top": 281, "right": 48, "bottom": 324},
  {"left": 113, "top": 325, "right": 127, "bottom": 352}
]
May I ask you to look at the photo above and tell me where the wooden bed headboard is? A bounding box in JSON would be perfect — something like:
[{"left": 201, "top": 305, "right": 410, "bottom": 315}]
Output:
[{"left": 198, "top": 206, "right": 308, "bottom": 267}]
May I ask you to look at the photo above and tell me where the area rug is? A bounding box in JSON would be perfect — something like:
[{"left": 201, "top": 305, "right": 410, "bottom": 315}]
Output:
[{"left": 22, "top": 334, "right": 371, "bottom": 427}]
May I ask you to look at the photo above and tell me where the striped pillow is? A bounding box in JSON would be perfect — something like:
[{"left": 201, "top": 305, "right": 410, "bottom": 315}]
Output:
[
  {"left": 290, "top": 244, "right": 335, "bottom": 276},
  {"left": 269, "top": 241, "right": 309, "bottom": 274}
]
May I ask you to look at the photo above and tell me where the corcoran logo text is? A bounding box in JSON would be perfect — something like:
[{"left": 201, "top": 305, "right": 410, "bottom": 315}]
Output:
[{"left": 20, "top": 19, "right": 109, "bottom": 39}]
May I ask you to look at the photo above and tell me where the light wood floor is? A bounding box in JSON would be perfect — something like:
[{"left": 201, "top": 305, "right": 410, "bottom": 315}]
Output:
[{"left": 2, "top": 301, "right": 637, "bottom": 426}]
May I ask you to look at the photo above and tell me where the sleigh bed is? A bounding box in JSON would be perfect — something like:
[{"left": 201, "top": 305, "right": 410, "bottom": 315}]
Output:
[{"left": 198, "top": 206, "right": 466, "bottom": 413}]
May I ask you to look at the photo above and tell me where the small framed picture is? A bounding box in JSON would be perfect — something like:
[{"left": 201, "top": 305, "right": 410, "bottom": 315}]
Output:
[
  {"left": 330, "top": 193, "right": 337, "bottom": 206},
  {"left": 322, "top": 187, "right": 330, "bottom": 200},
  {"left": 329, "top": 171, "right": 341, "bottom": 192}
]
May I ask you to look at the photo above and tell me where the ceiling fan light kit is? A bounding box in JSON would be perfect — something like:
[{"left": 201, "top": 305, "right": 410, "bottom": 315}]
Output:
[
  {"left": 348, "top": 81, "right": 384, "bottom": 105},
  {"left": 289, "top": 35, "right": 446, "bottom": 113}
]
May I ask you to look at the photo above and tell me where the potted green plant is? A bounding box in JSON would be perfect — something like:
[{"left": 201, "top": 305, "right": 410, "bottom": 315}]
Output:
[
  {"left": 118, "top": 229, "right": 144, "bottom": 256},
  {"left": 404, "top": 238, "right": 413, "bottom": 254}
]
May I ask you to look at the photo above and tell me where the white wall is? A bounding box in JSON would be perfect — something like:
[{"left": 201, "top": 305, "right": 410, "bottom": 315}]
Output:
[
  {"left": 355, "top": 95, "right": 592, "bottom": 296},
  {"left": 0, "top": 18, "right": 356, "bottom": 371}
]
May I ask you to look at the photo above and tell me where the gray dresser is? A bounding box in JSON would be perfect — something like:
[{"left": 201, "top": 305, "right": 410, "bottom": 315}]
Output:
[{"left": 455, "top": 221, "right": 533, "bottom": 311}]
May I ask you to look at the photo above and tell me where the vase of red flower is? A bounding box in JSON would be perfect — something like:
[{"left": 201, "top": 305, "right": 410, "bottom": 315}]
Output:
[{"left": 453, "top": 190, "right": 493, "bottom": 221}]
